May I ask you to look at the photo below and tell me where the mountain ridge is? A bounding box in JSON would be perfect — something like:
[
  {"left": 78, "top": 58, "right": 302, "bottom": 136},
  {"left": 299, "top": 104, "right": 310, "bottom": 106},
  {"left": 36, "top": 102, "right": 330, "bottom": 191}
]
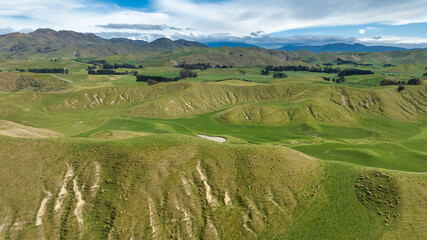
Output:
[{"left": 0, "top": 28, "right": 209, "bottom": 59}]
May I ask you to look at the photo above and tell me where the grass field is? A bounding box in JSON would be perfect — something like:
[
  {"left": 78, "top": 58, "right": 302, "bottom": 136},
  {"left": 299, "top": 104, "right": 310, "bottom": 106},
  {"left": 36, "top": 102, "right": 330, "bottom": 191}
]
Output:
[{"left": 0, "top": 52, "right": 426, "bottom": 239}]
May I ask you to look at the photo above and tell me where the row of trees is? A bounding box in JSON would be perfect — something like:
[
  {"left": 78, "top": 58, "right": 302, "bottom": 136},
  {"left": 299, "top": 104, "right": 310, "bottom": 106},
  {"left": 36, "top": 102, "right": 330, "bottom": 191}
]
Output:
[
  {"left": 261, "top": 65, "right": 340, "bottom": 75},
  {"left": 175, "top": 63, "right": 234, "bottom": 70},
  {"left": 336, "top": 58, "right": 357, "bottom": 65},
  {"left": 102, "top": 63, "right": 143, "bottom": 69},
  {"left": 338, "top": 68, "right": 374, "bottom": 77},
  {"left": 136, "top": 70, "right": 198, "bottom": 85},
  {"left": 83, "top": 59, "right": 143, "bottom": 70},
  {"left": 175, "top": 63, "right": 212, "bottom": 70},
  {"left": 136, "top": 75, "right": 180, "bottom": 82},
  {"left": 88, "top": 69, "right": 129, "bottom": 75},
  {"left": 380, "top": 78, "right": 422, "bottom": 86},
  {"left": 86, "top": 59, "right": 107, "bottom": 65},
  {"left": 322, "top": 76, "right": 346, "bottom": 83},
  {"left": 28, "top": 68, "right": 68, "bottom": 74}
]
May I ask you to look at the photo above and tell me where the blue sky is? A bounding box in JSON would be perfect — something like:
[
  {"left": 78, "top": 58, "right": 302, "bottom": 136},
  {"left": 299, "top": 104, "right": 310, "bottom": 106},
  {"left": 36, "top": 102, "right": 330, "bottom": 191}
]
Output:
[
  {"left": 271, "top": 23, "right": 427, "bottom": 39},
  {"left": 0, "top": 0, "right": 426, "bottom": 48},
  {"left": 100, "top": 0, "right": 151, "bottom": 8}
]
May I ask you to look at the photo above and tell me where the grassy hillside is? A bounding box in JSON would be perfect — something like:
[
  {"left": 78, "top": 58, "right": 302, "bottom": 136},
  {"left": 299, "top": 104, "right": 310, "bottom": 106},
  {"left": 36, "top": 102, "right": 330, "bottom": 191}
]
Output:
[
  {"left": 0, "top": 136, "right": 425, "bottom": 240},
  {"left": 136, "top": 47, "right": 427, "bottom": 68},
  {"left": 0, "top": 45, "right": 426, "bottom": 239}
]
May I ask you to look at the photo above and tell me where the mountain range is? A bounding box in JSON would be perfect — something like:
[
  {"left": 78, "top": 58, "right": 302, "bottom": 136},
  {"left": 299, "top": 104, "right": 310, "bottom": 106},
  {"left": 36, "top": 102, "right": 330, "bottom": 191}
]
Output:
[
  {"left": 0, "top": 29, "right": 425, "bottom": 61},
  {"left": 0, "top": 28, "right": 208, "bottom": 59}
]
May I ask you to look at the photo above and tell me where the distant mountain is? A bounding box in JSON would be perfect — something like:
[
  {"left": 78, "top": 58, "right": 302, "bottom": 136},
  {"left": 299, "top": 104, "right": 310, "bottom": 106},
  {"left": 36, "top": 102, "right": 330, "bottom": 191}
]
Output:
[
  {"left": 205, "top": 42, "right": 258, "bottom": 48},
  {"left": 0, "top": 29, "right": 208, "bottom": 59},
  {"left": 278, "top": 43, "right": 410, "bottom": 52}
]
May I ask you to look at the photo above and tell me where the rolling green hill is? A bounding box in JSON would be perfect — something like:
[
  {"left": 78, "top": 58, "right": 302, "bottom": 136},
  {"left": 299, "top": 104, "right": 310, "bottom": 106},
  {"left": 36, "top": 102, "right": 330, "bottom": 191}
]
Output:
[
  {"left": 0, "top": 136, "right": 426, "bottom": 239},
  {"left": 0, "top": 36, "right": 426, "bottom": 239}
]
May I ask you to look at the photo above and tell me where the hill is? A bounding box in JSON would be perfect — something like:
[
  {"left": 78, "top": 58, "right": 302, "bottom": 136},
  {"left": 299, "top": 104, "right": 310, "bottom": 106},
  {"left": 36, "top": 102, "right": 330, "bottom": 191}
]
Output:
[
  {"left": 0, "top": 135, "right": 426, "bottom": 239},
  {"left": 0, "top": 31, "right": 426, "bottom": 239},
  {"left": 138, "top": 46, "right": 427, "bottom": 67},
  {"left": 0, "top": 29, "right": 208, "bottom": 60}
]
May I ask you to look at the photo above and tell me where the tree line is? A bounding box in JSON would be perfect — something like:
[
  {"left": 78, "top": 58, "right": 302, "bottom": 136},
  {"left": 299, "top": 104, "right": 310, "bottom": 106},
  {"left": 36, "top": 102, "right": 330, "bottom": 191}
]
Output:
[
  {"left": 380, "top": 78, "right": 422, "bottom": 86},
  {"left": 175, "top": 63, "right": 212, "bottom": 70},
  {"left": 102, "top": 63, "right": 143, "bottom": 69},
  {"left": 261, "top": 65, "right": 339, "bottom": 75},
  {"left": 336, "top": 58, "right": 357, "bottom": 65},
  {"left": 338, "top": 68, "right": 374, "bottom": 77},
  {"left": 28, "top": 68, "right": 68, "bottom": 74},
  {"left": 261, "top": 65, "right": 374, "bottom": 77},
  {"left": 137, "top": 69, "right": 198, "bottom": 85},
  {"left": 83, "top": 59, "right": 143, "bottom": 70},
  {"left": 321, "top": 76, "right": 346, "bottom": 83},
  {"left": 88, "top": 69, "right": 131, "bottom": 75},
  {"left": 174, "top": 63, "right": 233, "bottom": 70}
]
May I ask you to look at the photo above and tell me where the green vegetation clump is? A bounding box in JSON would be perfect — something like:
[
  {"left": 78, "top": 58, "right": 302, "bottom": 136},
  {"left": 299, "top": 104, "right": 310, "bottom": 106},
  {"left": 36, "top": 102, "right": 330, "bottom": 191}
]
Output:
[
  {"left": 355, "top": 171, "right": 401, "bottom": 227},
  {"left": 380, "top": 77, "right": 401, "bottom": 86},
  {"left": 407, "top": 78, "right": 422, "bottom": 85}
]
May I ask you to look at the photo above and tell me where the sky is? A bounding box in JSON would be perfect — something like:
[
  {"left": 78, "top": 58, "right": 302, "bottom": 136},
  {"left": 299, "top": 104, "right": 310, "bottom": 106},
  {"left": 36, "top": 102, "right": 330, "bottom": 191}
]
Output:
[{"left": 0, "top": 0, "right": 427, "bottom": 48}]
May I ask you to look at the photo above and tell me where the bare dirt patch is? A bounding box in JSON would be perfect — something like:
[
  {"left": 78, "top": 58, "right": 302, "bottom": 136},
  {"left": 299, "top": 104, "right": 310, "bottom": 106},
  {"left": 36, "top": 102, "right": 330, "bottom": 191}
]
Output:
[
  {"left": 73, "top": 178, "right": 85, "bottom": 228},
  {"left": 35, "top": 190, "right": 52, "bottom": 226},
  {"left": 0, "top": 120, "right": 62, "bottom": 138},
  {"left": 198, "top": 134, "right": 226, "bottom": 143}
]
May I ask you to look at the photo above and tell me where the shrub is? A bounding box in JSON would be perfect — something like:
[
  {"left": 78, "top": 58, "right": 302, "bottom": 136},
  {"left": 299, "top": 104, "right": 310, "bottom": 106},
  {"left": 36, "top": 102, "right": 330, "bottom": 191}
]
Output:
[
  {"left": 380, "top": 78, "right": 400, "bottom": 86},
  {"left": 179, "top": 69, "right": 198, "bottom": 79},
  {"left": 147, "top": 79, "right": 160, "bottom": 85},
  {"left": 407, "top": 78, "right": 422, "bottom": 85},
  {"left": 397, "top": 86, "right": 405, "bottom": 92},
  {"left": 273, "top": 72, "right": 287, "bottom": 78}
]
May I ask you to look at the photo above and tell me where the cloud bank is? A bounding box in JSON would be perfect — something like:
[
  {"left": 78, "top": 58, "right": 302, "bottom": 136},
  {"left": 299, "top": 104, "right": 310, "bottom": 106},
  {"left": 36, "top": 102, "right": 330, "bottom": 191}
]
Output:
[
  {"left": 97, "top": 23, "right": 185, "bottom": 31},
  {"left": 0, "top": 0, "right": 426, "bottom": 47}
]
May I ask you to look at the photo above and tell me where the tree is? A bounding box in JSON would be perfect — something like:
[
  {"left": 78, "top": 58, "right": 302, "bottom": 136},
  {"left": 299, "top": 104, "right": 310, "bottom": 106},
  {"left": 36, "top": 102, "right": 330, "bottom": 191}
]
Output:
[
  {"left": 321, "top": 77, "right": 330, "bottom": 81},
  {"left": 179, "top": 69, "right": 198, "bottom": 79},
  {"left": 398, "top": 86, "right": 405, "bottom": 92},
  {"left": 273, "top": 72, "right": 287, "bottom": 78},
  {"left": 407, "top": 78, "right": 422, "bottom": 85},
  {"left": 261, "top": 69, "right": 270, "bottom": 75},
  {"left": 380, "top": 78, "right": 400, "bottom": 86}
]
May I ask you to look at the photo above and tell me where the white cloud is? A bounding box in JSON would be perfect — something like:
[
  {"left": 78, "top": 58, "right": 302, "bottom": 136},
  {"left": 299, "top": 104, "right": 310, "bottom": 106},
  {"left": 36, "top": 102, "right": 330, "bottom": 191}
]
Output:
[
  {"left": 358, "top": 35, "right": 427, "bottom": 47},
  {"left": 0, "top": 0, "right": 426, "bottom": 46}
]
